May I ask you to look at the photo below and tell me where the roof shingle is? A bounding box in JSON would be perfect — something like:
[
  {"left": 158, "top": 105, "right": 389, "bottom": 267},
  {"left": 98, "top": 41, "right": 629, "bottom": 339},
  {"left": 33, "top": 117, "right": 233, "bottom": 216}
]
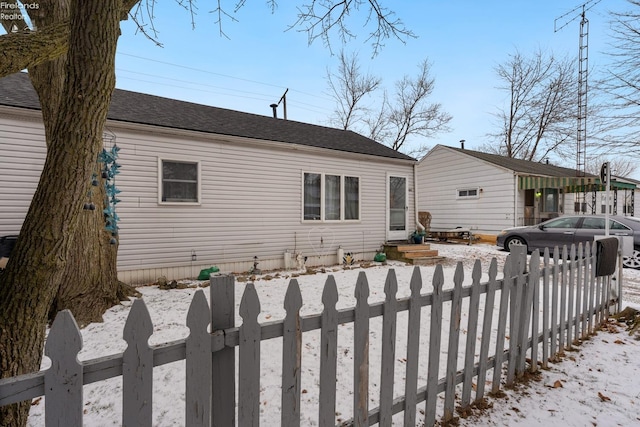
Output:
[
  {"left": 440, "top": 145, "right": 596, "bottom": 178},
  {"left": 0, "top": 72, "right": 415, "bottom": 162}
]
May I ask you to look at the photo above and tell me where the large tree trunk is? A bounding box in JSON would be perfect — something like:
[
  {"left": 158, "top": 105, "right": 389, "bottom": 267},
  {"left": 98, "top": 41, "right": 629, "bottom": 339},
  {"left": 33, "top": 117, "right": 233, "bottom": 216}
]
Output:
[
  {"left": 0, "top": 0, "right": 122, "bottom": 425},
  {"left": 23, "top": 2, "right": 138, "bottom": 328},
  {"left": 50, "top": 169, "right": 138, "bottom": 327}
]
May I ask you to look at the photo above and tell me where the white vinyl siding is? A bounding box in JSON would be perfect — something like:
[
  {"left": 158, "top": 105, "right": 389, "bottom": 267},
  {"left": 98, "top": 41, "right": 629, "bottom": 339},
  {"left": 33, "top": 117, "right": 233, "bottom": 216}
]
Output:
[
  {"left": 1, "top": 108, "right": 414, "bottom": 283},
  {"left": 417, "top": 146, "right": 518, "bottom": 234},
  {"left": 0, "top": 113, "right": 46, "bottom": 234}
]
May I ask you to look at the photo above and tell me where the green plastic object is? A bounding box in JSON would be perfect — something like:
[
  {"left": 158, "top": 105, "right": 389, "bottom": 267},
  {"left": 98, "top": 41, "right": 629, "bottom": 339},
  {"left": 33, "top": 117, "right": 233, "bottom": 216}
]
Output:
[
  {"left": 197, "top": 266, "right": 220, "bottom": 280},
  {"left": 374, "top": 253, "right": 386, "bottom": 262}
]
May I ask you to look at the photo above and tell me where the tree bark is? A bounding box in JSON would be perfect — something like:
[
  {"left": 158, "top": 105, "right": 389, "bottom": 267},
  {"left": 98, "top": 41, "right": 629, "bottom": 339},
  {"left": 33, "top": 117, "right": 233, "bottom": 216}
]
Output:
[
  {"left": 50, "top": 169, "right": 139, "bottom": 327},
  {"left": 0, "top": 0, "right": 123, "bottom": 425}
]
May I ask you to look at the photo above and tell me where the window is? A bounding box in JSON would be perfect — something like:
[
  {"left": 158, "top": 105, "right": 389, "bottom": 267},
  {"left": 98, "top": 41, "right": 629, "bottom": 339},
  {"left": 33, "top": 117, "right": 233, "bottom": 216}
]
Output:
[
  {"left": 303, "top": 172, "right": 360, "bottom": 221},
  {"left": 543, "top": 216, "right": 581, "bottom": 229},
  {"left": 582, "top": 217, "right": 630, "bottom": 231},
  {"left": 159, "top": 159, "right": 200, "bottom": 204},
  {"left": 344, "top": 176, "right": 360, "bottom": 220},
  {"left": 457, "top": 188, "right": 479, "bottom": 199},
  {"left": 541, "top": 188, "right": 558, "bottom": 213}
]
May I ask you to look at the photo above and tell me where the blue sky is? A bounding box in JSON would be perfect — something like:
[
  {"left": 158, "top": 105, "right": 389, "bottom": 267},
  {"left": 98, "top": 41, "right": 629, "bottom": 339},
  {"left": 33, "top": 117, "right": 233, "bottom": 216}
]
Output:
[{"left": 115, "top": 0, "right": 630, "bottom": 162}]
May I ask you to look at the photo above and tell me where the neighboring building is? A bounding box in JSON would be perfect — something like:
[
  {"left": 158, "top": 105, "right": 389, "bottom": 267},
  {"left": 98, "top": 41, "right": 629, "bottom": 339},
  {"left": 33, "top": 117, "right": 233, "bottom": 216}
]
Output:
[
  {"left": 416, "top": 145, "right": 636, "bottom": 239},
  {"left": 0, "top": 72, "right": 417, "bottom": 283}
]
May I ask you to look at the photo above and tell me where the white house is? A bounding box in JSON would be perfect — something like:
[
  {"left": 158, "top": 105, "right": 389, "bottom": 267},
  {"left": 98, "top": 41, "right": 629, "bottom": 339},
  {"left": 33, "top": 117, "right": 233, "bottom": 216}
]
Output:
[
  {"left": 0, "top": 72, "right": 418, "bottom": 283},
  {"left": 416, "top": 145, "right": 636, "bottom": 240}
]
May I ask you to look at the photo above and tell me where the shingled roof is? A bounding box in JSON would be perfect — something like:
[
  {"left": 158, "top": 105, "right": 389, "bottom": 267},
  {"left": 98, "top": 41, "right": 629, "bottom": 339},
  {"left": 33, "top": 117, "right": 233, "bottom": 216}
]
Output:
[
  {"left": 0, "top": 72, "right": 414, "bottom": 162},
  {"left": 439, "top": 145, "right": 596, "bottom": 178}
]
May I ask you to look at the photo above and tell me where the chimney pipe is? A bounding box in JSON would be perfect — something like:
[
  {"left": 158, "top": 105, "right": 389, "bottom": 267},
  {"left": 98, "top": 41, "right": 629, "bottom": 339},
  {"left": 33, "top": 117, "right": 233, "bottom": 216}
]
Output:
[
  {"left": 460, "top": 139, "right": 465, "bottom": 149},
  {"left": 270, "top": 103, "right": 278, "bottom": 118}
]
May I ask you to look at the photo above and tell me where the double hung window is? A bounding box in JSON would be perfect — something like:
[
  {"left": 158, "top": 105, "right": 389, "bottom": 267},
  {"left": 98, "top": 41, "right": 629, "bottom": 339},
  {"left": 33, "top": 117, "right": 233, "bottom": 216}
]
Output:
[{"left": 303, "top": 172, "right": 360, "bottom": 221}]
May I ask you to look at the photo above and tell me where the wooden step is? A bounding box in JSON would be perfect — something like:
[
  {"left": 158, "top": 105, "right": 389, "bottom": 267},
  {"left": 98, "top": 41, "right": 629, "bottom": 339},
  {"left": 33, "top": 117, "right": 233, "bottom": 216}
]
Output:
[
  {"left": 383, "top": 243, "right": 442, "bottom": 265},
  {"left": 395, "top": 244, "right": 431, "bottom": 252},
  {"left": 402, "top": 250, "right": 440, "bottom": 259}
]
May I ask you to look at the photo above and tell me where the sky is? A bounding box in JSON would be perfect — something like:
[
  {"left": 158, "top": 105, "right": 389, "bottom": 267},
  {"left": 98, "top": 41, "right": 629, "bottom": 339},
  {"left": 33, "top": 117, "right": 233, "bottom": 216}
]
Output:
[{"left": 113, "top": 0, "right": 633, "bottom": 166}]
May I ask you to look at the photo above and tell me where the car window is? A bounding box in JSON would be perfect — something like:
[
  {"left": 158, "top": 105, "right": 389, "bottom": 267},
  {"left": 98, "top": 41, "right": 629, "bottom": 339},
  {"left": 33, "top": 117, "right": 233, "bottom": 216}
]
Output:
[
  {"left": 582, "top": 217, "right": 605, "bottom": 229},
  {"left": 580, "top": 217, "right": 631, "bottom": 230},
  {"left": 610, "top": 220, "right": 630, "bottom": 230},
  {"left": 543, "top": 217, "right": 581, "bottom": 229}
]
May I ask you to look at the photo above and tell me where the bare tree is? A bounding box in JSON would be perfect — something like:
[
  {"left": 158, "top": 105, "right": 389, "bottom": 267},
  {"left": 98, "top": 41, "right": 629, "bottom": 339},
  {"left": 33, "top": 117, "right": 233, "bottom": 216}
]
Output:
[
  {"left": 586, "top": 154, "right": 638, "bottom": 178},
  {"left": 593, "top": 0, "right": 640, "bottom": 155},
  {"left": 0, "top": 1, "right": 414, "bottom": 425},
  {"left": 483, "top": 49, "right": 577, "bottom": 162},
  {"left": 328, "top": 54, "right": 451, "bottom": 155},
  {"left": 327, "top": 50, "right": 381, "bottom": 130}
]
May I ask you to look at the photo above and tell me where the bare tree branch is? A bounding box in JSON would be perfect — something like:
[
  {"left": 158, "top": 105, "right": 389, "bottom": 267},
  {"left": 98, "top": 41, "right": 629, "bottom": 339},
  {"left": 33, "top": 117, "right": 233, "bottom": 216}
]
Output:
[
  {"left": 327, "top": 50, "right": 381, "bottom": 129},
  {"left": 0, "top": 0, "right": 143, "bottom": 78},
  {"left": 326, "top": 54, "right": 451, "bottom": 155},
  {"left": 292, "top": 0, "right": 415, "bottom": 56},
  {"left": 485, "top": 48, "right": 577, "bottom": 162},
  {"left": 591, "top": 0, "right": 640, "bottom": 156}
]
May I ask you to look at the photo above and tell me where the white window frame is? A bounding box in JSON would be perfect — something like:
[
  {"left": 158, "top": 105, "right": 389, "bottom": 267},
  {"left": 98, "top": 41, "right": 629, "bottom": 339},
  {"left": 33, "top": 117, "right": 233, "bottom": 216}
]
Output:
[
  {"left": 302, "top": 172, "right": 361, "bottom": 222},
  {"left": 456, "top": 187, "right": 480, "bottom": 200},
  {"left": 158, "top": 157, "right": 201, "bottom": 205}
]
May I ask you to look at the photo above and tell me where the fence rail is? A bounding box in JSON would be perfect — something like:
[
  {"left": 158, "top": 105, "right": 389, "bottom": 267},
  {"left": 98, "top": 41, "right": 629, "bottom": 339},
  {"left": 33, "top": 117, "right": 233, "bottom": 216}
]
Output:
[{"left": 0, "top": 242, "right": 617, "bottom": 426}]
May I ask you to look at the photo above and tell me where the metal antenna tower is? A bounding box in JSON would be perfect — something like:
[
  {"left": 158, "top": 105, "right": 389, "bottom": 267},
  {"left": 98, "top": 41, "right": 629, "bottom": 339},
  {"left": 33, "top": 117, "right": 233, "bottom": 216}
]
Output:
[{"left": 554, "top": 0, "right": 600, "bottom": 179}]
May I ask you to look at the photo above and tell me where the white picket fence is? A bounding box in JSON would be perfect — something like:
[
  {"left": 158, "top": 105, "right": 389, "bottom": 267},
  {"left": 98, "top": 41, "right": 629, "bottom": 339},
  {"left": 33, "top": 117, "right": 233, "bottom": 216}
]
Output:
[{"left": 0, "top": 243, "right": 617, "bottom": 426}]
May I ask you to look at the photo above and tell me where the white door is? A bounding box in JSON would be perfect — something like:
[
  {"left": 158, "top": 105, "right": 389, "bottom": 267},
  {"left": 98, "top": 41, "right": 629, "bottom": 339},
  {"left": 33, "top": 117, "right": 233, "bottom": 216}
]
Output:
[{"left": 387, "top": 175, "right": 408, "bottom": 241}]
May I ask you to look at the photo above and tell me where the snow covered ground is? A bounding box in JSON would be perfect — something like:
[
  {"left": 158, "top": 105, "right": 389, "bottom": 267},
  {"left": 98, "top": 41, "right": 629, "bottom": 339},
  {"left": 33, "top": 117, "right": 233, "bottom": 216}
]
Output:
[{"left": 25, "top": 243, "right": 640, "bottom": 426}]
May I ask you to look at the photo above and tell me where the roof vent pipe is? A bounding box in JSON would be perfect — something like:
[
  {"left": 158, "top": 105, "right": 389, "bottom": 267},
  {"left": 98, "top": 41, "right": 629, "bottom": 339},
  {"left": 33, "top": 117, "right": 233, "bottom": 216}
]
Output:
[
  {"left": 460, "top": 139, "right": 465, "bottom": 149},
  {"left": 270, "top": 104, "right": 278, "bottom": 118}
]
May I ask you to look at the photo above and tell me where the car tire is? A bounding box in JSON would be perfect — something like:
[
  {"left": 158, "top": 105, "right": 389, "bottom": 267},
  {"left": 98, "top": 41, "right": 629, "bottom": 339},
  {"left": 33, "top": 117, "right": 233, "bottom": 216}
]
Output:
[
  {"left": 504, "top": 236, "right": 527, "bottom": 252},
  {"left": 622, "top": 247, "right": 640, "bottom": 269}
]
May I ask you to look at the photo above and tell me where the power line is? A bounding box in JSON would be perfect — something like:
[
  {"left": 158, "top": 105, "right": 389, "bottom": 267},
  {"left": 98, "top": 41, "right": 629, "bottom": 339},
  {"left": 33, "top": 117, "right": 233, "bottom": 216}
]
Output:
[
  {"left": 115, "top": 73, "right": 331, "bottom": 117},
  {"left": 117, "top": 51, "right": 334, "bottom": 103}
]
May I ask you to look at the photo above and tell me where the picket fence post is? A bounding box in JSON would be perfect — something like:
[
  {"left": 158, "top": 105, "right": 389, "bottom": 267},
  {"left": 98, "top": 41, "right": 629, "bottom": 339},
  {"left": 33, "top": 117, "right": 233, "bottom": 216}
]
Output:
[
  {"left": 318, "top": 276, "right": 338, "bottom": 427},
  {"left": 281, "top": 279, "right": 303, "bottom": 427},
  {"left": 123, "top": 299, "right": 154, "bottom": 427},
  {"left": 492, "top": 257, "right": 512, "bottom": 393},
  {"left": 186, "top": 290, "right": 212, "bottom": 427},
  {"left": 461, "top": 260, "right": 482, "bottom": 407},
  {"left": 239, "top": 283, "right": 261, "bottom": 427},
  {"left": 424, "top": 264, "right": 444, "bottom": 426},
  {"left": 353, "top": 272, "right": 370, "bottom": 425},
  {"left": 45, "top": 310, "right": 83, "bottom": 427},
  {"left": 210, "top": 274, "right": 235, "bottom": 426},
  {"left": 379, "top": 269, "right": 398, "bottom": 427},
  {"left": 402, "top": 267, "right": 423, "bottom": 427},
  {"left": 575, "top": 244, "right": 584, "bottom": 344},
  {"left": 475, "top": 258, "right": 498, "bottom": 401},
  {"left": 443, "top": 263, "right": 464, "bottom": 421}
]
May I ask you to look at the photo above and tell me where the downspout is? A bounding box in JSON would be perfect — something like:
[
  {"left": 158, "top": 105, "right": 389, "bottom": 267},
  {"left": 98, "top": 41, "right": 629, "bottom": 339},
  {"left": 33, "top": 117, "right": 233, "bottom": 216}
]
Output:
[
  {"left": 414, "top": 163, "right": 424, "bottom": 231},
  {"left": 514, "top": 173, "right": 519, "bottom": 227}
]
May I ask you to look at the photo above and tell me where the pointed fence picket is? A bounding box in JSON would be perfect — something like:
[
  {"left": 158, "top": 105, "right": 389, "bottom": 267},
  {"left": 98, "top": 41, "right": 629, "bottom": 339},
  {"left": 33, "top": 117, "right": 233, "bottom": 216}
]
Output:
[{"left": 0, "top": 242, "right": 620, "bottom": 427}]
